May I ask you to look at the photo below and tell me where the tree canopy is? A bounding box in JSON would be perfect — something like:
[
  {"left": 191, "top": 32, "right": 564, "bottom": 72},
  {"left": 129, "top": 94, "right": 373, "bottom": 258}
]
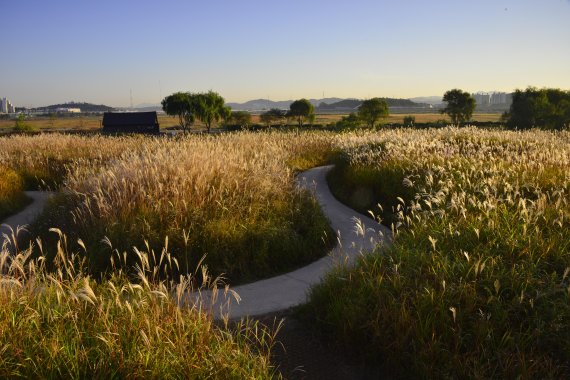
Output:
[
  {"left": 193, "top": 91, "right": 232, "bottom": 133},
  {"left": 260, "top": 108, "right": 286, "bottom": 127},
  {"left": 161, "top": 92, "right": 195, "bottom": 133},
  {"left": 441, "top": 89, "right": 476, "bottom": 126},
  {"left": 288, "top": 99, "right": 314, "bottom": 128},
  {"left": 358, "top": 98, "right": 389, "bottom": 128},
  {"left": 506, "top": 87, "right": 570, "bottom": 130},
  {"left": 227, "top": 111, "right": 252, "bottom": 129}
]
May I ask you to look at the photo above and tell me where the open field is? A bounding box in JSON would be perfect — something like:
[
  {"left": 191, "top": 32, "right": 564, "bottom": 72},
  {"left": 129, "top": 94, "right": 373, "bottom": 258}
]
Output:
[
  {"left": 1, "top": 128, "right": 568, "bottom": 377},
  {"left": 305, "top": 128, "right": 570, "bottom": 378},
  {"left": 0, "top": 112, "right": 503, "bottom": 132}
]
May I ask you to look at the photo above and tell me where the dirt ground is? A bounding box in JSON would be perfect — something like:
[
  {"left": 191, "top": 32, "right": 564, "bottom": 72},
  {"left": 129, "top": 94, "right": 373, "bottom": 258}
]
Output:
[{"left": 252, "top": 310, "right": 382, "bottom": 380}]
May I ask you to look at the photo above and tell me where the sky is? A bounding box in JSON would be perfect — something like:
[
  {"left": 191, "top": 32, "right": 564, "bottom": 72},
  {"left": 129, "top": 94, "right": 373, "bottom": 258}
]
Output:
[{"left": 1, "top": 0, "right": 570, "bottom": 107}]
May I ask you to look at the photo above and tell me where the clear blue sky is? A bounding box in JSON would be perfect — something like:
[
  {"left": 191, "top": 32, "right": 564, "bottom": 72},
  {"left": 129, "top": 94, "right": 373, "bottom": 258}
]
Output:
[{"left": 2, "top": 0, "right": 570, "bottom": 107}]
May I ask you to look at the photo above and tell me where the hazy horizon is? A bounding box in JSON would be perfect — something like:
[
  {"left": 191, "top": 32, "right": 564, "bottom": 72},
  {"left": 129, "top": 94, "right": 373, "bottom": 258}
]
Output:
[{"left": 2, "top": 0, "right": 570, "bottom": 108}]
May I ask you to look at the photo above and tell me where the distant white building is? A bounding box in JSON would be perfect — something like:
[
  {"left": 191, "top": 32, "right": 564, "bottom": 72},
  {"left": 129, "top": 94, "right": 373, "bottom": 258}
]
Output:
[
  {"left": 1, "top": 97, "right": 15, "bottom": 113},
  {"left": 473, "top": 93, "right": 491, "bottom": 105},
  {"left": 491, "top": 92, "right": 506, "bottom": 104},
  {"left": 55, "top": 107, "right": 81, "bottom": 113}
]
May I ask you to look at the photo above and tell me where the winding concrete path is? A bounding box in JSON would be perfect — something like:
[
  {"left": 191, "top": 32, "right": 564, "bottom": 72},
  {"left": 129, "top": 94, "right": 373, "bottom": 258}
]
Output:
[
  {"left": 1, "top": 168, "right": 391, "bottom": 320},
  {"left": 192, "top": 165, "right": 392, "bottom": 319},
  {"left": 1, "top": 191, "right": 54, "bottom": 253}
]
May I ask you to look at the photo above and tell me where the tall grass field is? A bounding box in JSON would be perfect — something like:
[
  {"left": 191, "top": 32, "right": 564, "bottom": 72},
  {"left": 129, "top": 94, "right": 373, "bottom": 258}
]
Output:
[
  {"left": 2, "top": 128, "right": 569, "bottom": 377},
  {"left": 305, "top": 127, "right": 570, "bottom": 378}
]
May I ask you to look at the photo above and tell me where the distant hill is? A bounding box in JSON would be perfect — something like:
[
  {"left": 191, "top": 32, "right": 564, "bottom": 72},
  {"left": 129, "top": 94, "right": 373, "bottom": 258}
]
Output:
[
  {"left": 316, "top": 98, "right": 431, "bottom": 113},
  {"left": 227, "top": 98, "right": 343, "bottom": 111},
  {"left": 409, "top": 96, "right": 443, "bottom": 105},
  {"left": 41, "top": 102, "right": 115, "bottom": 113}
]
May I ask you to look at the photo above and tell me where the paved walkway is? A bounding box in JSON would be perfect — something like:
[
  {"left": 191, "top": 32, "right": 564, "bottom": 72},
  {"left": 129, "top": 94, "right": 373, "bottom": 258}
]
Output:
[
  {"left": 0, "top": 168, "right": 391, "bottom": 320},
  {"left": 192, "top": 165, "right": 391, "bottom": 319},
  {"left": 1, "top": 191, "right": 54, "bottom": 253}
]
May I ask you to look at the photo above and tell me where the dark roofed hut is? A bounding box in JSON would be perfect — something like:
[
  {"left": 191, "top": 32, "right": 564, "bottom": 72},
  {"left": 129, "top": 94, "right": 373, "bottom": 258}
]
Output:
[{"left": 102, "top": 112, "right": 160, "bottom": 134}]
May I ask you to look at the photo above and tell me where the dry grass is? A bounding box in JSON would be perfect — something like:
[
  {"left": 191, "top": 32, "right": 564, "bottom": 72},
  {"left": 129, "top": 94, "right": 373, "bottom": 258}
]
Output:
[
  {"left": 0, "top": 165, "right": 29, "bottom": 220},
  {"left": 0, "top": 132, "right": 335, "bottom": 282},
  {"left": 307, "top": 127, "right": 570, "bottom": 377},
  {"left": 0, "top": 230, "right": 280, "bottom": 378}
]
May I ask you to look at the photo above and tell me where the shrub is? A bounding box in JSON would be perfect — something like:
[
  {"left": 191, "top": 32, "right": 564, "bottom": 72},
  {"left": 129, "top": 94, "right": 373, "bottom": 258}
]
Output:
[
  {"left": 403, "top": 115, "right": 415, "bottom": 127},
  {"left": 13, "top": 114, "right": 34, "bottom": 133},
  {"left": 333, "top": 113, "right": 362, "bottom": 130}
]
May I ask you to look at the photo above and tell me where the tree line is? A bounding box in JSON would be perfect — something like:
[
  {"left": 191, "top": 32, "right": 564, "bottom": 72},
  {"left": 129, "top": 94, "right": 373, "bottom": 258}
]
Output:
[{"left": 162, "top": 87, "right": 570, "bottom": 132}]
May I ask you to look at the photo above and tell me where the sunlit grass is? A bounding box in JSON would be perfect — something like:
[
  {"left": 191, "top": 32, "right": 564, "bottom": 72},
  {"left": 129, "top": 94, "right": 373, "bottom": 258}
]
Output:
[
  {"left": 306, "top": 127, "right": 570, "bottom": 377},
  {"left": 0, "top": 165, "right": 29, "bottom": 220},
  {"left": 0, "top": 229, "right": 281, "bottom": 379},
  {"left": 1, "top": 132, "right": 335, "bottom": 283}
]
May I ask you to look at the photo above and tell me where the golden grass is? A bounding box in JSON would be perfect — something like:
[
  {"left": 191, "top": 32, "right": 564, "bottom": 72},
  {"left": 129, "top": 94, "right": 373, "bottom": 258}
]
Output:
[
  {"left": 0, "top": 132, "right": 335, "bottom": 282},
  {"left": 0, "top": 165, "right": 28, "bottom": 220},
  {"left": 0, "top": 230, "right": 280, "bottom": 378},
  {"left": 307, "top": 127, "right": 570, "bottom": 377}
]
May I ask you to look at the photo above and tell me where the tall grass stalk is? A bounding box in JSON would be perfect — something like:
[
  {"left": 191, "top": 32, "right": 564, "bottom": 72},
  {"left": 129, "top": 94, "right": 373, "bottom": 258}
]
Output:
[
  {"left": 0, "top": 230, "right": 281, "bottom": 379},
  {"left": 307, "top": 127, "right": 570, "bottom": 378}
]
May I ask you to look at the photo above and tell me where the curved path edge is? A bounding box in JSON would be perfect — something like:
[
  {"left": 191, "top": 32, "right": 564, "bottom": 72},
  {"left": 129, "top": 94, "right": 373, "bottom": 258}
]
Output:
[
  {"left": 1, "top": 191, "right": 55, "bottom": 253},
  {"left": 0, "top": 169, "right": 392, "bottom": 320},
  {"left": 191, "top": 165, "right": 392, "bottom": 320}
]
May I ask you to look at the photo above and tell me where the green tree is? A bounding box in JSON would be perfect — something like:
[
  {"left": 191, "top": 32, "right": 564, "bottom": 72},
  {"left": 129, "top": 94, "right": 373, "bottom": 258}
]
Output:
[
  {"left": 13, "top": 114, "right": 33, "bottom": 132},
  {"left": 334, "top": 113, "right": 362, "bottom": 130},
  {"left": 161, "top": 92, "right": 195, "bottom": 133},
  {"left": 403, "top": 115, "right": 415, "bottom": 127},
  {"left": 227, "top": 111, "right": 252, "bottom": 129},
  {"left": 506, "top": 87, "right": 570, "bottom": 130},
  {"left": 288, "top": 99, "right": 314, "bottom": 128},
  {"left": 441, "top": 89, "right": 476, "bottom": 126},
  {"left": 194, "top": 91, "right": 231, "bottom": 133},
  {"left": 260, "top": 108, "right": 286, "bottom": 128},
  {"left": 358, "top": 98, "right": 389, "bottom": 128}
]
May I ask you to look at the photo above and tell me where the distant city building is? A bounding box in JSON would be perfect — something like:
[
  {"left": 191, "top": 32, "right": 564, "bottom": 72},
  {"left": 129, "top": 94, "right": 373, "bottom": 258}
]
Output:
[
  {"left": 473, "top": 93, "right": 491, "bottom": 105},
  {"left": 55, "top": 107, "right": 81, "bottom": 113},
  {"left": 472, "top": 92, "right": 512, "bottom": 106},
  {"left": 1, "top": 97, "right": 16, "bottom": 113},
  {"left": 491, "top": 92, "right": 507, "bottom": 104}
]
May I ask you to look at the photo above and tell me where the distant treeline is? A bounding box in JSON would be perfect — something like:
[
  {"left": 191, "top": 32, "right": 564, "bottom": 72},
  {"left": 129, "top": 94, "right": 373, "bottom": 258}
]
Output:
[{"left": 38, "top": 102, "right": 114, "bottom": 113}]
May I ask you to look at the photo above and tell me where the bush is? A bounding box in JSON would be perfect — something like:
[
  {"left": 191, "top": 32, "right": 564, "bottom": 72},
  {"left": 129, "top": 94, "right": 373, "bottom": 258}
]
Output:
[
  {"left": 403, "top": 115, "right": 415, "bottom": 127},
  {"left": 13, "top": 114, "right": 34, "bottom": 132},
  {"left": 333, "top": 113, "right": 362, "bottom": 130}
]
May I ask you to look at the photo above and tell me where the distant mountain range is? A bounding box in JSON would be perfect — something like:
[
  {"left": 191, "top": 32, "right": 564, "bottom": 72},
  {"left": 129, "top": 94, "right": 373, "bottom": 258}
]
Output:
[
  {"left": 228, "top": 97, "right": 433, "bottom": 112},
  {"left": 35, "top": 96, "right": 440, "bottom": 114},
  {"left": 409, "top": 96, "right": 443, "bottom": 105}
]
